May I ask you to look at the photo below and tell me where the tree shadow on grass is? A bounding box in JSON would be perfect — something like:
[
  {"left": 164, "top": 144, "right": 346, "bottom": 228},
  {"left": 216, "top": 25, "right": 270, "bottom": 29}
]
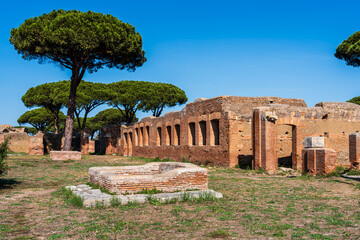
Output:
[{"left": 0, "top": 178, "right": 21, "bottom": 190}]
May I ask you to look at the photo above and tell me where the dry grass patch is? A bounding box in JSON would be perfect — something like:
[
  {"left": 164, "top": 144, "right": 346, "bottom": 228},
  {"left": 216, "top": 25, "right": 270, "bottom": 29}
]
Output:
[{"left": 0, "top": 155, "right": 360, "bottom": 239}]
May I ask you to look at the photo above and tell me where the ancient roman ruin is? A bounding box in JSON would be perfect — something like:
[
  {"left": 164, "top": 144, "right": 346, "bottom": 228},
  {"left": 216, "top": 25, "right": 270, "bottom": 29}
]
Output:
[
  {"left": 100, "top": 96, "right": 360, "bottom": 174},
  {"left": 89, "top": 162, "right": 208, "bottom": 194},
  {"left": 3, "top": 95, "right": 360, "bottom": 174}
]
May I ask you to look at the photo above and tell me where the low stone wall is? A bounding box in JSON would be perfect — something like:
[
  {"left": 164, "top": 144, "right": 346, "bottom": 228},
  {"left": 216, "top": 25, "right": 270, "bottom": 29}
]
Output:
[
  {"left": 89, "top": 162, "right": 208, "bottom": 194},
  {"left": 50, "top": 151, "right": 82, "bottom": 160},
  {"left": 66, "top": 184, "right": 223, "bottom": 207}
]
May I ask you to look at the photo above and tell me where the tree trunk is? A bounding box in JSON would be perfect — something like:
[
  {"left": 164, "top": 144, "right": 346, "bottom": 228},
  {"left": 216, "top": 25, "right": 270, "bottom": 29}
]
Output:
[
  {"left": 54, "top": 114, "right": 59, "bottom": 134},
  {"left": 63, "top": 77, "right": 80, "bottom": 151},
  {"left": 81, "top": 111, "right": 89, "bottom": 130}
]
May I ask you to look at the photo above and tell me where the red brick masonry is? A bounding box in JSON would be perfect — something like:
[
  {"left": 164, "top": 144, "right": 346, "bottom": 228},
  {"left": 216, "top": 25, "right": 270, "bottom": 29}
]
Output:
[
  {"left": 302, "top": 148, "right": 336, "bottom": 175},
  {"left": 50, "top": 151, "right": 82, "bottom": 161},
  {"left": 89, "top": 162, "right": 208, "bottom": 194},
  {"left": 349, "top": 133, "right": 360, "bottom": 169}
]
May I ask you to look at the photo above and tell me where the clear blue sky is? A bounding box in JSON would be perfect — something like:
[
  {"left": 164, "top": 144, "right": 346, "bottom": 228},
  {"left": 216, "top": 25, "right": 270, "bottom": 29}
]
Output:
[{"left": 1, "top": 0, "right": 360, "bottom": 126}]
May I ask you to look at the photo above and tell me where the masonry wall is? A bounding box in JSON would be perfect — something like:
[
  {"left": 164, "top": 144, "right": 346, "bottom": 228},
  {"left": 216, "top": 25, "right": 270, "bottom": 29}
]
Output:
[
  {"left": 0, "top": 132, "right": 45, "bottom": 155},
  {"left": 118, "top": 96, "right": 307, "bottom": 167},
  {"left": 253, "top": 102, "right": 360, "bottom": 172},
  {"left": 0, "top": 132, "right": 30, "bottom": 153}
]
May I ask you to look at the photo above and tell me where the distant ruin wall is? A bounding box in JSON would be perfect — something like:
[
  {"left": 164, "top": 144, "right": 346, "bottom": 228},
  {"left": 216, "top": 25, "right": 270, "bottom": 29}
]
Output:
[
  {"left": 117, "top": 96, "right": 307, "bottom": 167},
  {"left": 253, "top": 102, "right": 360, "bottom": 172}
]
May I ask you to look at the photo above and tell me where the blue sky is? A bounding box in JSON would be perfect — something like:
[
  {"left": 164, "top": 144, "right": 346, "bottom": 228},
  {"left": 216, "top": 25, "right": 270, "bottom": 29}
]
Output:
[{"left": 1, "top": 0, "right": 360, "bottom": 126}]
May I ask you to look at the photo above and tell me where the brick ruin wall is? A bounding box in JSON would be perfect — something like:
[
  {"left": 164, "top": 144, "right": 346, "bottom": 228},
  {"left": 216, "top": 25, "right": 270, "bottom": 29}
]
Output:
[
  {"left": 0, "top": 125, "right": 45, "bottom": 155},
  {"left": 89, "top": 162, "right": 208, "bottom": 194},
  {"left": 253, "top": 102, "right": 360, "bottom": 172},
  {"left": 0, "top": 125, "right": 83, "bottom": 155},
  {"left": 117, "top": 96, "right": 306, "bottom": 167}
]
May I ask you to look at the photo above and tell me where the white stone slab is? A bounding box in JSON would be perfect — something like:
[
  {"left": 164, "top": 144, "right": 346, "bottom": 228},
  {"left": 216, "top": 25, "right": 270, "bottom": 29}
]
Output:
[{"left": 302, "top": 137, "right": 324, "bottom": 148}]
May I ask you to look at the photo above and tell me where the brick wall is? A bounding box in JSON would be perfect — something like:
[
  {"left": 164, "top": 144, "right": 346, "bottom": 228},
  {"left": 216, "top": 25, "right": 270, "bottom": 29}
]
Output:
[
  {"left": 89, "top": 162, "right": 208, "bottom": 194},
  {"left": 253, "top": 102, "right": 360, "bottom": 172},
  {"left": 117, "top": 96, "right": 306, "bottom": 167}
]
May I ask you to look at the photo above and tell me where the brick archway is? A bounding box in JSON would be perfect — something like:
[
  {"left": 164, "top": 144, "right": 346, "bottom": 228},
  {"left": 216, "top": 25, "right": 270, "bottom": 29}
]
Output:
[{"left": 252, "top": 109, "right": 302, "bottom": 173}]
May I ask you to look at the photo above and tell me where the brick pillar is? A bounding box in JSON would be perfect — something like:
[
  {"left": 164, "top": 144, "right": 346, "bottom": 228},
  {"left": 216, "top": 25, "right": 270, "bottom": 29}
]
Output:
[
  {"left": 252, "top": 109, "right": 278, "bottom": 173},
  {"left": 29, "top": 132, "right": 44, "bottom": 155},
  {"left": 253, "top": 109, "right": 262, "bottom": 169},
  {"left": 302, "top": 137, "right": 336, "bottom": 175},
  {"left": 349, "top": 133, "right": 360, "bottom": 169}
]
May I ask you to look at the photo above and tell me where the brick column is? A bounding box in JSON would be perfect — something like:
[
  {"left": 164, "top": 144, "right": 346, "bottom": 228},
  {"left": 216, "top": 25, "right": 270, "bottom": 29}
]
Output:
[
  {"left": 253, "top": 109, "right": 262, "bottom": 169},
  {"left": 302, "top": 137, "right": 336, "bottom": 175},
  {"left": 349, "top": 133, "right": 360, "bottom": 169},
  {"left": 252, "top": 109, "right": 278, "bottom": 173}
]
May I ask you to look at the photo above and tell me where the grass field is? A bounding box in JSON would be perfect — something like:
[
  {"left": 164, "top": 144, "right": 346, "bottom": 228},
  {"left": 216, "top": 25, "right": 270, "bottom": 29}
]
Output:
[{"left": 1, "top": 155, "right": 360, "bottom": 239}]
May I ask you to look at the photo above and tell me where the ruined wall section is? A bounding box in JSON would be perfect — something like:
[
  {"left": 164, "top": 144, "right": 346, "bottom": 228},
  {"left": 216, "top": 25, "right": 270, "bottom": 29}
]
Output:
[
  {"left": 121, "top": 97, "right": 231, "bottom": 166},
  {"left": 120, "top": 96, "right": 307, "bottom": 167},
  {"left": 253, "top": 102, "right": 360, "bottom": 172},
  {"left": 223, "top": 97, "right": 306, "bottom": 167}
]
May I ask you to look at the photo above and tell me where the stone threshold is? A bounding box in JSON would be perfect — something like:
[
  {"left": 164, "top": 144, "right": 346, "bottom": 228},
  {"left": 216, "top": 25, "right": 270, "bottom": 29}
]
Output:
[{"left": 66, "top": 184, "right": 223, "bottom": 207}]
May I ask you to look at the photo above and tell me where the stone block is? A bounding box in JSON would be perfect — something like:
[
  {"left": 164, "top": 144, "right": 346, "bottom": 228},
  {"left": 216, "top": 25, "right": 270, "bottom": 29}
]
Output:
[
  {"left": 302, "top": 137, "right": 324, "bottom": 148},
  {"left": 50, "top": 151, "right": 81, "bottom": 161},
  {"left": 302, "top": 148, "right": 336, "bottom": 175},
  {"left": 66, "top": 184, "right": 223, "bottom": 207}
]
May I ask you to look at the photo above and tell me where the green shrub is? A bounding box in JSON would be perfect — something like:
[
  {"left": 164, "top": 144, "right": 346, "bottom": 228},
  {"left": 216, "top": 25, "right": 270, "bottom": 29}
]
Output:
[{"left": 0, "top": 138, "right": 9, "bottom": 176}]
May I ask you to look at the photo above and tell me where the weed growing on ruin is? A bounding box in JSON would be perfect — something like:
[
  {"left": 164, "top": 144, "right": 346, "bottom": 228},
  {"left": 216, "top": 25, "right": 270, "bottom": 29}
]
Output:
[
  {"left": 193, "top": 192, "right": 218, "bottom": 203},
  {"left": 87, "top": 182, "right": 116, "bottom": 195},
  {"left": 110, "top": 197, "right": 121, "bottom": 207},
  {"left": 147, "top": 196, "right": 164, "bottom": 206},
  {"left": 136, "top": 188, "right": 163, "bottom": 194},
  {"left": 144, "top": 157, "right": 174, "bottom": 163},
  {"left": 57, "top": 187, "right": 84, "bottom": 208}
]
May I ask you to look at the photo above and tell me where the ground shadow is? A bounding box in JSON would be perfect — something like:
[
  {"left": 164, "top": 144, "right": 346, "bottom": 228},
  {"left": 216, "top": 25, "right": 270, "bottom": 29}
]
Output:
[{"left": 0, "top": 178, "right": 21, "bottom": 190}]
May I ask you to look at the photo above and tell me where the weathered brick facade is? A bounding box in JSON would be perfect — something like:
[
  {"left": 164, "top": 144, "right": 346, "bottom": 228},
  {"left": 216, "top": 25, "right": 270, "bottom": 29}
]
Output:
[
  {"left": 89, "top": 162, "right": 208, "bottom": 194},
  {"left": 115, "top": 96, "right": 306, "bottom": 167},
  {"left": 95, "top": 97, "right": 360, "bottom": 172},
  {"left": 0, "top": 125, "right": 45, "bottom": 155},
  {"left": 253, "top": 102, "right": 360, "bottom": 172}
]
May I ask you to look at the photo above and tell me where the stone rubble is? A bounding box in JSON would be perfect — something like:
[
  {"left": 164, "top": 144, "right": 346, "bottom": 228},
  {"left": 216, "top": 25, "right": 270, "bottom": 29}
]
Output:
[{"left": 66, "top": 184, "right": 223, "bottom": 208}]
